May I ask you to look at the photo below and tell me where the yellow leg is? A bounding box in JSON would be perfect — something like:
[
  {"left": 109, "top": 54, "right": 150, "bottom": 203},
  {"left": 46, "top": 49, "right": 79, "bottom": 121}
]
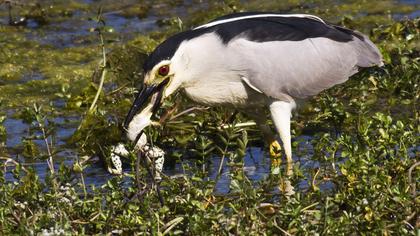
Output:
[
  {"left": 269, "top": 140, "right": 282, "bottom": 158},
  {"left": 285, "top": 161, "right": 293, "bottom": 176},
  {"left": 271, "top": 141, "right": 294, "bottom": 195},
  {"left": 270, "top": 140, "right": 282, "bottom": 174}
]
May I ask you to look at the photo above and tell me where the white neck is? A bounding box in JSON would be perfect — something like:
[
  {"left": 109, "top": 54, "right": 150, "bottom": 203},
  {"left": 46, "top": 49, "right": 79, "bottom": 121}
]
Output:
[{"left": 126, "top": 104, "right": 153, "bottom": 142}]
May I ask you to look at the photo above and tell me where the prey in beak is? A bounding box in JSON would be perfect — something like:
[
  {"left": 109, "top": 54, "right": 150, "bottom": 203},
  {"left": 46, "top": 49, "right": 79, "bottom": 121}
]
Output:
[{"left": 124, "top": 78, "right": 170, "bottom": 143}]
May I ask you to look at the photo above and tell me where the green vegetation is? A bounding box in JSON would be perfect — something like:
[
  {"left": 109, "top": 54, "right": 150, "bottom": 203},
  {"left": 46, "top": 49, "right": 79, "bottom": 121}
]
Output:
[{"left": 0, "top": 0, "right": 418, "bottom": 235}]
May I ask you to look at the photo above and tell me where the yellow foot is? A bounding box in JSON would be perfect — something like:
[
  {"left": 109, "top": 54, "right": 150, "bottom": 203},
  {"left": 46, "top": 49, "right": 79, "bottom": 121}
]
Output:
[
  {"left": 270, "top": 140, "right": 282, "bottom": 174},
  {"left": 269, "top": 140, "right": 282, "bottom": 158}
]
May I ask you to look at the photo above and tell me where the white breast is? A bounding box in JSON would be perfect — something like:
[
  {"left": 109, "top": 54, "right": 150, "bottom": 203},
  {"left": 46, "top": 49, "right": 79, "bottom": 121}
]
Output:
[
  {"left": 172, "top": 32, "right": 267, "bottom": 107},
  {"left": 183, "top": 80, "right": 249, "bottom": 106}
]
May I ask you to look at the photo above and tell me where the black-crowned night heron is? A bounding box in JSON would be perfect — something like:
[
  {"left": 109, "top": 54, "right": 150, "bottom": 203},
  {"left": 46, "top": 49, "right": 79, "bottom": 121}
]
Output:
[{"left": 123, "top": 12, "right": 383, "bottom": 167}]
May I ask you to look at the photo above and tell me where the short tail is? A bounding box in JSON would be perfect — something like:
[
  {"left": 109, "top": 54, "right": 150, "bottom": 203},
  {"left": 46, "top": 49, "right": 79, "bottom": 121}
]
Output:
[
  {"left": 335, "top": 26, "right": 384, "bottom": 68},
  {"left": 353, "top": 32, "right": 384, "bottom": 67}
]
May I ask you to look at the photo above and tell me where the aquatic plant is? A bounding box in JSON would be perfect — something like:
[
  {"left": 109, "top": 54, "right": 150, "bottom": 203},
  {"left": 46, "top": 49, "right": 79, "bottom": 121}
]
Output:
[{"left": 0, "top": 0, "right": 418, "bottom": 235}]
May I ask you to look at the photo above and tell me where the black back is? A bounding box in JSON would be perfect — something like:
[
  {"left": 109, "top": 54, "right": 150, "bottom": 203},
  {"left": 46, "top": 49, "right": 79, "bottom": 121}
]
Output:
[{"left": 143, "top": 12, "right": 362, "bottom": 73}]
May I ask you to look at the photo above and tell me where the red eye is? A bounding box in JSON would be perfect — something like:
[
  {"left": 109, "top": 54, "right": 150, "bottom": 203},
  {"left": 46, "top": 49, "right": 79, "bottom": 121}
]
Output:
[{"left": 158, "top": 65, "right": 169, "bottom": 76}]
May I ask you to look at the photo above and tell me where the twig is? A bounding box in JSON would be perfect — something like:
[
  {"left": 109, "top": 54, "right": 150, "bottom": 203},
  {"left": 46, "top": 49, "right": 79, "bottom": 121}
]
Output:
[
  {"left": 162, "top": 217, "right": 184, "bottom": 235},
  {"left": 34, "top": 104, "right": 55, "bottom": 175},
  {"left": 141, "top": 152, "right": 165, "bottom": 206},
  {"left": 135, "top": 152, "right": 145, "bottom": 201},
  {"left": 89, "top": 33, "right": 107, "bottom": 112},
  {"left": 89, "top": 8, "right": 107, "bottom": 112},
  {"left": 169, "top": 106, "right": 210, "bottom": 121},
  {"left": 75, "top": 156, "right": 87, "bottom": 198},
  {"left": 135, "top": 150, "right": 164, "bottom": 206},
  {"left": 408, "top": 161, "right": 419, "bottom": 198},
  {"left": 301, "top": 202, "right": 319, "bottom": 212},
  {"left": 216, "top": 143, "right": 229, "bottom": 180},
  {"left": 40, "top": 123, "right": 54, "bottom": 174},
  {"left": 312, "top": 168, "right": 320, "bottom": 191},
  {"left": 107, "top": 82, "right": 131, "bottom": 95},
  {"left": 1, "top": 157, "right": 29, "bottom": 175},
  {"left": 219, "top": 121, "right": 256, "bottom": 129},
  {"left": 158, "top": 101, "right": 180, "bottom": 124},
  {"left": 214, "top": 128, "right": 233, "bottom": 185}
]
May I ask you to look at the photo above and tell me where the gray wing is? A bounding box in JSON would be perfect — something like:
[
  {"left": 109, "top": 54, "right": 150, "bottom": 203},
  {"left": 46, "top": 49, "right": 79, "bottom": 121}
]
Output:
[{"left": 228, "top": 30, "right": 383, "bottom": 100}]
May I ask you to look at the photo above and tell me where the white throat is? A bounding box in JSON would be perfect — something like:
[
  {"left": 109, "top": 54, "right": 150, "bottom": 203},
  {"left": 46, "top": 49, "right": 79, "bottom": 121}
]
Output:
[{"left": 126, "top": 104, "right": 153, "bottom": 142}]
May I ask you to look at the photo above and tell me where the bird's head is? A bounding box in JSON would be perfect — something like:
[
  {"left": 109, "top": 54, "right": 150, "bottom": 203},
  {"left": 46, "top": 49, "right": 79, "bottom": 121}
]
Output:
[
  {"left": 123, "top": 36, "right": 192, "bottom": 142},
  {"left": 123, "top": 28, "right": 209, "bottom": 142},
  {"left": 123, "top": 58, "right": 177, "bottom": 141}
]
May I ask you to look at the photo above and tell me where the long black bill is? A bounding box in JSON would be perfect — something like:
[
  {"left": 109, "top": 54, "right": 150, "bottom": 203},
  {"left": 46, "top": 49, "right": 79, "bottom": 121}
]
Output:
[{"left": 123, "top": 78, "right": 170, "bottom": 129}]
